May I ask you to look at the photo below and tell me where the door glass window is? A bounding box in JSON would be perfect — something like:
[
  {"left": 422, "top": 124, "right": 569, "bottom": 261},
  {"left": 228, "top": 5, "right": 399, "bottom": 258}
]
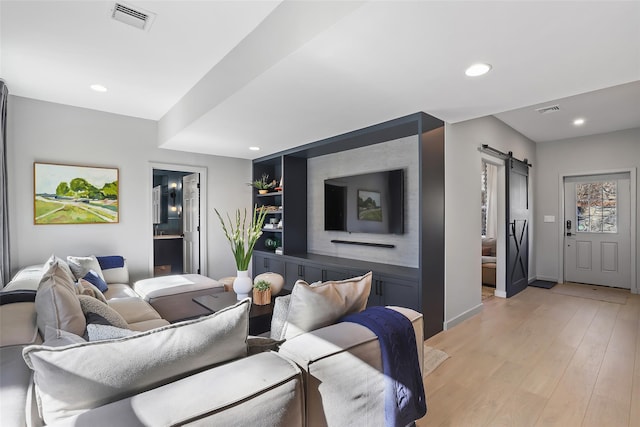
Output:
[{"left": 576, "top": 181, "right": 617, "bottom": 233}]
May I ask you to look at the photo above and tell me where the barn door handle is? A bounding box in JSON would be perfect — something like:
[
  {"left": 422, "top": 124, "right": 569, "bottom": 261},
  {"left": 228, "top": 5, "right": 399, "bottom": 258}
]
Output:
[{"left": 509, "top": 221, "right": 515, "bottom": 236}]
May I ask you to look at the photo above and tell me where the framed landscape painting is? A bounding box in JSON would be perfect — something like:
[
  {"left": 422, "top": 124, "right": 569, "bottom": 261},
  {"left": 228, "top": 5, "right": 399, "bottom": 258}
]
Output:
[{"left": 34, "top": 162, "right": 119, "bottom": 224}]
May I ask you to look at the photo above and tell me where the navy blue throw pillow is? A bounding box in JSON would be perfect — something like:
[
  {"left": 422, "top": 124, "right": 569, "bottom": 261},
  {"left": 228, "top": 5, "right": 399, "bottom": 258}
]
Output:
[
  {"left": 96, "top": 255, "right": 125, "bottom": 270},
  {"left": 83, "top": 270, "right": 108, "bottom": 292}
]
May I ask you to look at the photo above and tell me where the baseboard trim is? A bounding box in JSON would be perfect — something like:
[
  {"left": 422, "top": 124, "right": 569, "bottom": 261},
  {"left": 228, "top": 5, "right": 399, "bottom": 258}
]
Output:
[
  {"left": 444, "top": 303, "right": 483, "bottom": 330},
  {"left": 494, "top": 289, "right": 507, "bottom": 298}
]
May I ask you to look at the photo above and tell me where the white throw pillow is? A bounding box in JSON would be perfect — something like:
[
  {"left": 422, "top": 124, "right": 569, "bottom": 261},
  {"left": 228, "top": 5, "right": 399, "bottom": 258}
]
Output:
[
  {"left": 280, "top": 272, "right": 372, "bottom": 340},
  {"left": 23, "top": 298, "right": 250, "bottom": 425},
  {"left": 66, "top": 255, "right": 105, "bottom": 281}
]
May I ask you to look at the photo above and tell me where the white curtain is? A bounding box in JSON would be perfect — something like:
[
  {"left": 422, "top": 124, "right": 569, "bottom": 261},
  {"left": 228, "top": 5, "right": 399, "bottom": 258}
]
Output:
[
  {"left": 0, "top": 80, "right": 9, "bottom": 286},
  {"left": 485, "top": 163, "right": 498, "bottom": 238}
]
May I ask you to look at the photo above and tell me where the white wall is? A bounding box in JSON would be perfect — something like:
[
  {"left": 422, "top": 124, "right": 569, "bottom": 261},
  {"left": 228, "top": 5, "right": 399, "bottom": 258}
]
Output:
[
  {"left": 7, "top": 96, "right": 251, "bottom": 283},
  {"left": 535, "top": 127, "right": 639, "bottom": 290},
  {"left": 307, "top": 135, "right": 419, "bottom": 267},
  {"left": 444, "top": 115, "right": 536, "bottom": 327}
]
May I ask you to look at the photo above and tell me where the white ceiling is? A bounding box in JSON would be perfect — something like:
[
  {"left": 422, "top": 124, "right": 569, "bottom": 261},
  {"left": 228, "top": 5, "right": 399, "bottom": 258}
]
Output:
[{"left": 2, "top": 1, "right": 639, "bottom": 159}]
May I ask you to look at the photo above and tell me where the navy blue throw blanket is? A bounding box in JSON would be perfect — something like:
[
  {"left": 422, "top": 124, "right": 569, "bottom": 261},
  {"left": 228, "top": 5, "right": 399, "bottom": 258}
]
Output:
[
  {"left": 341, "top": 306, "right": 427, "bottom": 427},
  {"left": 96, "top": 255, "right": 125, "bottom": 270}
]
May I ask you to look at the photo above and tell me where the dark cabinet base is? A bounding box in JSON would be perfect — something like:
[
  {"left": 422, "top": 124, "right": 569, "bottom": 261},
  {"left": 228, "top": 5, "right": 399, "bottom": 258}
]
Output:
[{"left": 254, "top": 251, "right": 420, "bottom": 312}]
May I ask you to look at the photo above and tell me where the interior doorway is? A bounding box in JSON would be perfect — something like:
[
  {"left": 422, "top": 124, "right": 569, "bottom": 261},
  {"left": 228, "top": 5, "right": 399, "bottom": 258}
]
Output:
[
  {"left": 149, "top": 163, "right": 208, "bottom": 278},
  {"left": 480, "top": 155, "right": 507, "bottom": 299},
  {"left": 481, "top": 160, "right": 498, "bottom": 300}
]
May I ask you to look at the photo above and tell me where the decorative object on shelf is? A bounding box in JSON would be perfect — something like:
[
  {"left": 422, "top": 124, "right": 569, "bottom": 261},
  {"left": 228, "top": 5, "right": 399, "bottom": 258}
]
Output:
[
  {"left": 34, "top": 162, "right": 119, "bottom": 224},
  {"left": 253, "top": 279, "right": 272, "bottom": 305},
  {"left": 234, "top": 270, "right": 253, "bottom": 299},
  {"left": 215, "top": 205, "right": 268, "bottom": 300},
  {"left": 264, "top": 237, "right": 280, "bottom": 250},
  {"left": 254, "top": 272, "right": 285, "bottom": 296},
  {"left": 249, "top": 173, "right": 276, "bottom": 194},
  {"left": 275, "top": 175, "right": 283, "bottom": 192}
]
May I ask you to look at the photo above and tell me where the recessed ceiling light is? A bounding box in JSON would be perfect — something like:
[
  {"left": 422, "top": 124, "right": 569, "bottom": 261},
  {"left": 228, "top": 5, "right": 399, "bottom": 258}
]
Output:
[
  {"left": 573, "top": 118, "right": 585, "bottom": 126},
  {"left": 465, "top": 63, "right": 492, "bottom": 77},
  {"left": 90, "top": 84, "right": 108, "bottom": 93},
  {"left": 249, "top": 146, "right": 260, "bottom": 151}
]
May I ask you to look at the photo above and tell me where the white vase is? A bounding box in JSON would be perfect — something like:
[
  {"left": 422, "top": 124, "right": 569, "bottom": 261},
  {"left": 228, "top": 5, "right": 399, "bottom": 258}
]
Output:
[{"left": 233, "top": 270, "right": 253, "bottom": 300}]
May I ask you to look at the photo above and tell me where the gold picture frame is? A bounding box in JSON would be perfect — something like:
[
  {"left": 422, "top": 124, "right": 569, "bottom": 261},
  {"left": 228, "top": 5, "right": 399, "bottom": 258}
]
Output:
[{"left": 34, "top": 162, "right": 119, "bottom": 224}]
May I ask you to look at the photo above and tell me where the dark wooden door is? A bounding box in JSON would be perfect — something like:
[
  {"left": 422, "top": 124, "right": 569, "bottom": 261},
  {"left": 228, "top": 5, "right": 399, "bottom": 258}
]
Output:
[{"left": 506, "top": 158, "right": 529, "bottom": 297}]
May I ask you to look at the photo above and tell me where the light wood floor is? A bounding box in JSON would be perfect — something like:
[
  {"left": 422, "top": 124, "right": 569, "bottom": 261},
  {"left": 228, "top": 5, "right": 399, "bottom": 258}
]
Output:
[{"left": 417, "top": 284, "right": 640, "bottom": 427}]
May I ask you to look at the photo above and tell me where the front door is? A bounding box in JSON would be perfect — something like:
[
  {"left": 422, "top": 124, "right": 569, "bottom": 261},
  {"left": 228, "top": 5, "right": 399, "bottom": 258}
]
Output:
[
  {"left": 182, "top": 173, "right": 200, "bottom": 274},
  {"left": 505, "top": 158, "right": 529, "bottom": 297},
  {"left": 564, "top": 173, "right": 631, "bottom": 289}
]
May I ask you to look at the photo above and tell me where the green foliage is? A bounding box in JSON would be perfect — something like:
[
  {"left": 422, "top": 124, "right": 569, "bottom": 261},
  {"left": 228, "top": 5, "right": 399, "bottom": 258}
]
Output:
[
  {"left": 215, "top": 206, "right": 268, "bottom": 271},
  {"left": 254, "top": 280, "right": 271, "bottom": 291},
  {"left": 102, "top": 181, "right": 118, "bottom": 199},
  {"left": 55, "top": 182, "right": 70, "bottom": 196},
  {"left": 249, "top": 173, "right": 276, "bottom": 190}
]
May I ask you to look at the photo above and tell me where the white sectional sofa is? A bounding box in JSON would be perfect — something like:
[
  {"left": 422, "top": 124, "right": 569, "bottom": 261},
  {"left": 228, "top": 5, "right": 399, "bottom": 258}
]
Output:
[{"left": 0, "top": 256, "right": 425, "bottom": 427}]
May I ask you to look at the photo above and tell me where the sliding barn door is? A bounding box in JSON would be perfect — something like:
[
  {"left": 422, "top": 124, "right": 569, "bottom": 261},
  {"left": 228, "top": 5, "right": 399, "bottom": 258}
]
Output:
[{"left": 506, "top": 158, "right": 529, "bottom": 297}]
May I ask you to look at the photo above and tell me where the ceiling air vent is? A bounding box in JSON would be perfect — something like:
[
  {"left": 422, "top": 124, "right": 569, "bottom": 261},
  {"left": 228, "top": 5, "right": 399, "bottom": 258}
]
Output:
[
  {"left": 110, "top": 2, "right": 156, "bottom": 31},
  {"left": 535, "top": 104, "right": 560, "bottom": 114}
]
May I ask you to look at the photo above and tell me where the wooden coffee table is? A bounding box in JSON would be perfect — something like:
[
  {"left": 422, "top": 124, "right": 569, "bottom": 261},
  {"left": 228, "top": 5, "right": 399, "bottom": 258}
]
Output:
[{"left": 193, "top": 291, "right": 289, "bottom": 335}]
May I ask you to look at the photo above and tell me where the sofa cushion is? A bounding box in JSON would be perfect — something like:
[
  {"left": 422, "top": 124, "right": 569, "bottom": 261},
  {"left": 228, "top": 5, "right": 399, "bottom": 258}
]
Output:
[
  {"left": 35, "top": 261, "right": 86, "bottom": 338},
  {"left": 102, "top": 283, "right": 139, "bottom": 300},
  {"left": 66, "top": 255, "right": 105, "bottom": 282},
  {"left": 96, "top": 256, "right": 129, "bottom": 285},
  {"left": 106, "top": 297, "right": 162, "bottom": 324},
  {"left": 22, "top": 298, "right": 251, "bottom": 425},
  {"left": 279, "top": 272, "right": 372, "bottom": 340}
]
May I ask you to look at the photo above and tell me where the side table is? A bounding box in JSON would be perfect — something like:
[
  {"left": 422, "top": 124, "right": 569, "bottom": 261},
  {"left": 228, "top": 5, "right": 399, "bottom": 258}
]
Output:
[{"left": 193, "top": 290, "right": 289, "bottom": 335}]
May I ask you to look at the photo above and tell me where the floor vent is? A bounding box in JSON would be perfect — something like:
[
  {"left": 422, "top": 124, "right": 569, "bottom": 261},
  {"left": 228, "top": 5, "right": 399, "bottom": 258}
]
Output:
[
  {"left": 111, "top": 2, "right": 156, "bottom": 31},
  {"left": 535, "top": 104, "right": 560, "bottom": 114}
]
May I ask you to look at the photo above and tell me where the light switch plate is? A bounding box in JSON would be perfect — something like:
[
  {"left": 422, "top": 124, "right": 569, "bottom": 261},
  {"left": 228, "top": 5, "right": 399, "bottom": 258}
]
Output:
[{"left": 544, "top": 215, "right": 555, "bottom": 223}]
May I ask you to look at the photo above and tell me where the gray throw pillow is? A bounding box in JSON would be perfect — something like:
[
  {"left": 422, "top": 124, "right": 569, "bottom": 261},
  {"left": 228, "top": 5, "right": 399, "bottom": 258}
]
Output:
[
  {"left": 42, "top": 326, "right": 87, "bottom": 347},
  {"left": 35, "top": 260, "right": 86, "bottom": 337},
  {"left": 270, "top": 294, "right": 291, "bottom": 340}
]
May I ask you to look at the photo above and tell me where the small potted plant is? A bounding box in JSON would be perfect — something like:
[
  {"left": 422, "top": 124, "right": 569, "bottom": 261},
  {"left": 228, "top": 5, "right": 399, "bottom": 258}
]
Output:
[
  {"left": 253, "top": 279, "right": 271, "bottom": 305},
  {"left": 249, "top": 173, "right": 276, "bottom": 194}
]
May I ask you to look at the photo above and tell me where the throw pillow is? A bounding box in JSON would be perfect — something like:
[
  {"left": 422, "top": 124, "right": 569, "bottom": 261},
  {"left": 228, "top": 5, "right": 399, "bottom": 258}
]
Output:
[
  {"left": 76, "top": 279, "right": 108, "bottom": 304},
  {"left": 96, "top": 255, "right": 129, "bottom": 284},
  {"left": 270, "top": 294, "right": 291, "bottom": 340},
  {"left": 66, "top": 255, "right": 105, "bottom": 282},
  {"left": 86, "top": 324, "right": 138, "bottom": 341},
  {"left": 42, "top": 326, "right": 87, "bottom": 347},
  {"left": 35, "top": 260, "right": 86, "bottom": 337},
  {"left": 22, "top": 298, "right": 250, "bottom": 425},
  {"left": 82, "top": 270, "right": 108, "bottom": 292},
  {"left": 43, "top": 254, "right": 75, "bottom": 284},
  {"left": 280, "top": 272, "right": 372, "bottom": 340},
  {"left": 78, "top": 295, "right": 129, "bottom": 329}
]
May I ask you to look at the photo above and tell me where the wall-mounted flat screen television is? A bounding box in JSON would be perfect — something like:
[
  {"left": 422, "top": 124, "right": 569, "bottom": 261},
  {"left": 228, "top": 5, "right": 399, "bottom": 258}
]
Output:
[{"left": 324, "top": 169, "right": 404, "bottom": 234}]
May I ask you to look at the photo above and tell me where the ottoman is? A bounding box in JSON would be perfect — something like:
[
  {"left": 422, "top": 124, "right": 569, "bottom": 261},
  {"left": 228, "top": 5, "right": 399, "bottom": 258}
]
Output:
[
  {"left": 482, "top": 262, "right": 496, "bottom": 286},
  {"left": 134, "top": 274, "right": 225, "bottom": 322}
]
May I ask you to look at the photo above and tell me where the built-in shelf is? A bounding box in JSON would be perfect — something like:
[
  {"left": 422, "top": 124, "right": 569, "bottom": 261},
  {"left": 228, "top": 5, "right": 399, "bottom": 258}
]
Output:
[{"left": 256, "top": 191, "right": 282, "bottom": 197}]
